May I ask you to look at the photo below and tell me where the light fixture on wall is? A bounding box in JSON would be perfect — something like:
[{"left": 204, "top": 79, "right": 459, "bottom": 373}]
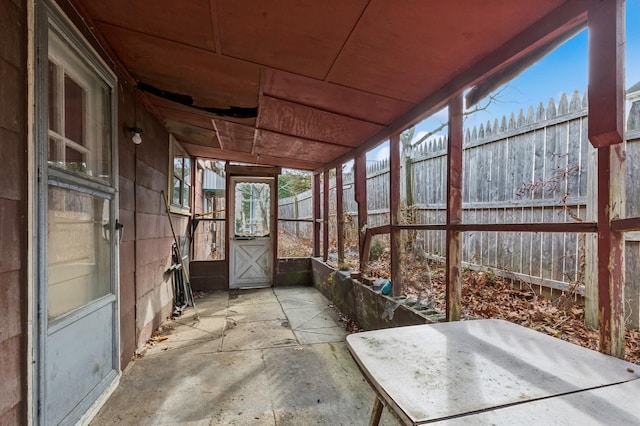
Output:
[
  {"left": 128, "top": 127, "right": 143, "bottom": 145},
  {"left": 129, "top": 88, "right": 143, "bottom": 145}
]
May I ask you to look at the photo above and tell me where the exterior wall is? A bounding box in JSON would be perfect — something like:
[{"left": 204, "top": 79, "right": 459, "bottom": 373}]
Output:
[
  {"left": 118, "top": 84, "right": 182, "bottom": 362},
  {"left": 131, "top": 94, "right": 179, "bottom": 351},
  {"left": 0, "top": 0, "right": 27, "bottom": 423},
  {"left": 117, "top": 85, "right": 137, "bottom": 368}
]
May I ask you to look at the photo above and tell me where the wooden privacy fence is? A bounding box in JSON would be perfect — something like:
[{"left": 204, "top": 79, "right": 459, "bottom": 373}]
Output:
[{"left": 278, "top": 89, "right": 640, "bottom": 327}]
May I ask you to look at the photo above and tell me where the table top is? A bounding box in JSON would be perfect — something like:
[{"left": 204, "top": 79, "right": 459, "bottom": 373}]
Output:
[
  {"left": 346, "top": 319, "right": 639, "bottom": 425},
  {"left": 430, "top": 379, "right": 640, "bottom": 425}
]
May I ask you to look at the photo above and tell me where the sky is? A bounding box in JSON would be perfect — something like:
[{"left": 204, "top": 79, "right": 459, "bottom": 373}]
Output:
[{"left": 369, "top": 0, "right": 640, "bottom": 163}]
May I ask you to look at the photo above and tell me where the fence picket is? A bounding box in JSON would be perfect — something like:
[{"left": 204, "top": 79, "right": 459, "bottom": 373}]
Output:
[
  {"left": 547, "top": 97, "right": 557, "bottom": 119},
  {"left": 527, "top": 106, "right": 535, "bottom": 125},
  {"left": 569, "top": 90, "right": 582, "bottom": 112},
  {"left": 517, "top": 108, "right": 525, "bottom": 127},
  {"left": 558, "top": 93, "right": 569, "bottom": 115},
  {"left": 536, "top": 102, "right": 545, "bottom": 122}
]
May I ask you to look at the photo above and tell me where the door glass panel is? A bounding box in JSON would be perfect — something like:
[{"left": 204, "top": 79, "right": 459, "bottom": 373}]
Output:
[
  {"left": 64, "top": 74, "right": 85, "bottom": 145},
  {"left": 48, "top": 30, "right": 112, "bottom": 183},
  {"left": 47, "top": 186, "right": 111, "bottom": 319},
  {"left": 65, "top": 145, "right": 85, "bottom": 171},
  {"left": 49, "top": 137, "right": 62, "bottom": 163},
  {"left": 234, "top": 182, "right": 271, "bottom": 237}
]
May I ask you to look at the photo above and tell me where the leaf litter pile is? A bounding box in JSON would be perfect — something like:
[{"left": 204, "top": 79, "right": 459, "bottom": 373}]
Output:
[{"left": 366, "top": 251, "right": 640, "bottom": 365}]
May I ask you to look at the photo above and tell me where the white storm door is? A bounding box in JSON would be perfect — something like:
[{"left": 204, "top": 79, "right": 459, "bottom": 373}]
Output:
[
  {"left": 37, "top": 10, "right": 119, "bottom": 425},
  {"left": 229, "top": 178, "right": 274, "bottom": 288}
]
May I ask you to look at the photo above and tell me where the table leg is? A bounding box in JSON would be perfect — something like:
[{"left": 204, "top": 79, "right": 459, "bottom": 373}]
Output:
[{"left": 368, "top": 396, "right": 384, "bottom": 426}]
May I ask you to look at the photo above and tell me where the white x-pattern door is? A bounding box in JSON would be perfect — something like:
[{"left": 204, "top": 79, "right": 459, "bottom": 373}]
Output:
[{"left": 229, "top": 177, "right": 274, "bottom": 288}]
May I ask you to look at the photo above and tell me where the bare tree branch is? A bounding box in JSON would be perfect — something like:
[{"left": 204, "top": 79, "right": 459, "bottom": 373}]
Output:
[{"left": 410, "top": 86, "right": 510, "bottom": 148}]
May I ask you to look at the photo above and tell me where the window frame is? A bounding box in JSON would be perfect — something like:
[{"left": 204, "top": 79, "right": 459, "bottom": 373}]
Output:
[{"left": 169, "top": 135, "right": 192, "bottom": 214}]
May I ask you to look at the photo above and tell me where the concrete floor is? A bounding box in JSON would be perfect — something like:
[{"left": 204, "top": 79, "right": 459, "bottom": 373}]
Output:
[{"left": 91, "top": 287, "right": 400, "bottom": 425}]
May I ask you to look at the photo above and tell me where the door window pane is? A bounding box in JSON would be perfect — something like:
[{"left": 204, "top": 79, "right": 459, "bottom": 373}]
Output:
[
  {"left": 48, "top": 30, "right": 112, "bottom": 183},
  {"left": 234, "top": 182, "right": 271, "bottom": 237},
  {"left": 49, "top": 137, "right": 62, "bottom": 163},
  {"left": 64, "top": 74, "right": 85, "bottom": 144},
  {"left": 47, "top": 186, "right": 111, "bottom": 319},
  {"left": 65, "top": 145, "right": 85, "bottom": 172}
]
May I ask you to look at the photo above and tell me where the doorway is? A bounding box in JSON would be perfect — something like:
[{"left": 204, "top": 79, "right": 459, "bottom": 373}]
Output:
[{"left": 229, "top": 177, "right": 275, "bottom": 288}]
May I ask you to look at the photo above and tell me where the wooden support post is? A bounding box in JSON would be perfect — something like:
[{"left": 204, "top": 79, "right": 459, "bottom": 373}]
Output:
[
  {"left": 361, "top": 230, "right": 372, "bottom": 273},
  {"left": 336, "top": 165, "right": 345, "bottom": 265},
  {"left": 588, "top": 0, "right": 624, "bottom": 149},
  {"left": 390, "top": 134, "right": 402, "bottom": 297},
  {"left": 446, "top": 94, "right": 464, "bottom": 322},
  {"left": 355, "top": 153, "right": 368, "bottom": 272},
  {"left": 224, "top": 161, "right": 231, "bottom": 265},
  {"left": 323, "top": 170, "right": 330, "bottom": 262},
  {"left": 596, "top": 145, "right": 626, "bottom": 357},
  {"left": 588, "top": 0, "right": 626, "bottom": 358},
  {"left": 313, "top": 173, "right": 321, "bottom": 258},
  {"left": 273, "top": 174, "right": 279, "bottom": 283}
]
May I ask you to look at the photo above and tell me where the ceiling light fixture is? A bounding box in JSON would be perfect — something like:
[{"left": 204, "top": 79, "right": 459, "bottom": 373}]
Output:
[{"left": 129, "top": 89, "right": 143, "bottom": 145}]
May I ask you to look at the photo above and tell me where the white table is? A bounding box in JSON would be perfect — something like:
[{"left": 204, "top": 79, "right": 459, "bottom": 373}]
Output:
[{"left": 346, "top": 319, "right": 640, "bottom": 425}]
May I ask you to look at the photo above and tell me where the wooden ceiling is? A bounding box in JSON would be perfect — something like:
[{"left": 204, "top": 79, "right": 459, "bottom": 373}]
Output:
[{"left": 74, "top": 0, "right": 586, "bottom": 171}]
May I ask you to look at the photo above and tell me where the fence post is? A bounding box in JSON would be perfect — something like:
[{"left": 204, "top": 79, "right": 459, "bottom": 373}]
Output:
[
  {"left": 402, "top": 133, "right": 415, "bottom": 253},
  {"left": 403, "top": 141, "right": 414, "bottom": 208},
  {"left": 584, "top": 147, "right": 598, "bottom": 328},
  {"left": 355, "top": 153, "right": 368, "bottom": 272},
  {"left": 293, "top": 195, "right": 299, "bottom": 238},
  {"left": 446, "top": 94, "right": 464, "bottom": 321},
  {"left": 390, "top": 133, "right": 402, "bottom": 296}
]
